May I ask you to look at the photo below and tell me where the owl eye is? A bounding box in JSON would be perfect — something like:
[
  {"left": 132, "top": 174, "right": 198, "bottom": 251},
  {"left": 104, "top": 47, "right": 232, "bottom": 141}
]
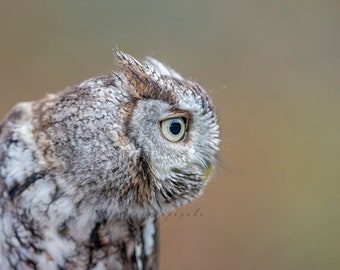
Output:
[{"left": 160, "top": 117, "right": 187, "bottom": 142}]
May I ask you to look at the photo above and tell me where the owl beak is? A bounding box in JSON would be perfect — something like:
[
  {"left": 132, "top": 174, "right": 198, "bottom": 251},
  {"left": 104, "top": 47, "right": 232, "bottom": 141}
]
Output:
[{"left": 202, "top": 161, "right": 214, "bottom": 182}]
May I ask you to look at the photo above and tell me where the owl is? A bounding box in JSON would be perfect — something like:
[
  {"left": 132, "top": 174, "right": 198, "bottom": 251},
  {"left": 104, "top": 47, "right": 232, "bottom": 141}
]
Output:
[{"left": 0, "top": 51, "right": 219, "bottom": 269}]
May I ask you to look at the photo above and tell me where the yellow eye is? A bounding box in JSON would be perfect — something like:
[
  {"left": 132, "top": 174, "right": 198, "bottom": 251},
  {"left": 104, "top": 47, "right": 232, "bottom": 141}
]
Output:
[{"left": 160, "top": 117, "right": 187, "bottom": 142}]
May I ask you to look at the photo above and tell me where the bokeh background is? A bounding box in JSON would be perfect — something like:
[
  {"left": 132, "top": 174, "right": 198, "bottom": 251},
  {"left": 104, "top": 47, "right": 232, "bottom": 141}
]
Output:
[{"left": 1, "top": 1, "right": 339, "bottom": 269}]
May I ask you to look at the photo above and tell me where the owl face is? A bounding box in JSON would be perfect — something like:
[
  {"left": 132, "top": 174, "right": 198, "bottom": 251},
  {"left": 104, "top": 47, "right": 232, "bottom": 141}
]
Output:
[{"left": 128, "top": 90, "right": 218, "bottom": 184}]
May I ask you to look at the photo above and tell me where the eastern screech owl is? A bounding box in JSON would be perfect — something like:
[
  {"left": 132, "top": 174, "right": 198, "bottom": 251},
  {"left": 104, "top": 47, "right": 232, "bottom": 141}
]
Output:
[{"left": 0, "top": 51, "right": 219, "bottom": 269}]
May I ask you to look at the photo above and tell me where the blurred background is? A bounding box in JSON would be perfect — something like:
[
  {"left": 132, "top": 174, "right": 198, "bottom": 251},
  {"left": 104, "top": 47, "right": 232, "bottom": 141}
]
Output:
[{"left": 0, "top": 1, "right": 339, "bottom": 269}]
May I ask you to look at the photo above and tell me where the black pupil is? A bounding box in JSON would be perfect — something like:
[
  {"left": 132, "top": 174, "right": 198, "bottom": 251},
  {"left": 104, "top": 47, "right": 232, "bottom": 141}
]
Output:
[{"left": 169, "top": 120, "right": 182, "bottom": 135}]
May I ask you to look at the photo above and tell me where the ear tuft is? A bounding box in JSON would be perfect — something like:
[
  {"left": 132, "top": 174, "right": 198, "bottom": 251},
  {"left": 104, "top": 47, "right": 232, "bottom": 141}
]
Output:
[
  {"left": 114, "top": 50, "right": 177, "bottom": 104},
  {"left": 114, "top": 50, "right": 156, "bottom": 99},
  {"left": 115, "top": 50, "right": 145, "bottom": 78}
]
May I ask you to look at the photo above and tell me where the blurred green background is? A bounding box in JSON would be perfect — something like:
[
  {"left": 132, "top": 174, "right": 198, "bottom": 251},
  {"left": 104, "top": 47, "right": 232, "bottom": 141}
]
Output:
[{"left": 1, "top": 1, "right": 339, "bottom": 269}]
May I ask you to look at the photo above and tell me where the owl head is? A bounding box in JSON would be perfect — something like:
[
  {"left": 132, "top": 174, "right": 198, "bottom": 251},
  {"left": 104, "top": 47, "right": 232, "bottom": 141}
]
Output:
[
  {"left": 113, "top": 51, "right": 220, "bottom": 216},
  {"left": 35, "top": 51, "right": 219, "bottom": 219}
]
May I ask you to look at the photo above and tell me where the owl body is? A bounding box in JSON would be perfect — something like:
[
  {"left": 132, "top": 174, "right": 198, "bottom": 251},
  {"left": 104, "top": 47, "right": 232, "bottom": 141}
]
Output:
[{"left": 0, "top": 51, "right": 219, "bottom": 269}]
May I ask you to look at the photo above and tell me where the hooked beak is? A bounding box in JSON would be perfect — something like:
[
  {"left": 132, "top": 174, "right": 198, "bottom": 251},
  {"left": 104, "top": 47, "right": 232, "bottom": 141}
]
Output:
[{"left": 202, "top": 161, "right": 214, "bottom": 182}]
